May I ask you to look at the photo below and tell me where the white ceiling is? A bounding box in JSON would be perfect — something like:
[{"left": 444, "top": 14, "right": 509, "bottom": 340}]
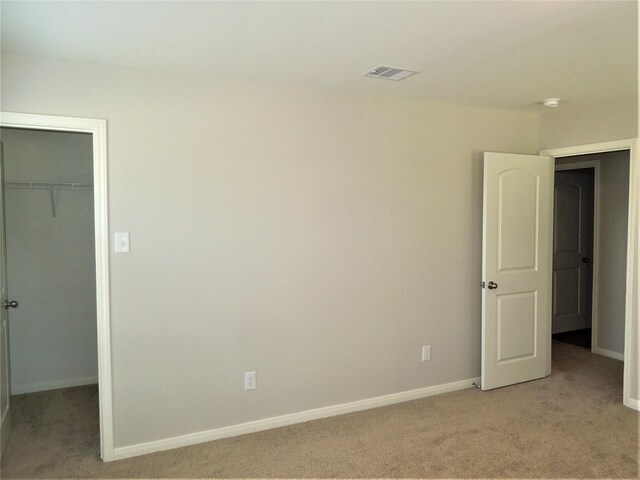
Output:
[{"left": 1, "top": 1, "right": 637, "bottom": 112}]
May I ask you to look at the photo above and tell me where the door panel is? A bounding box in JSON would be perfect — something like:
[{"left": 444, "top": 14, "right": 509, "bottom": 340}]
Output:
[
  {"left": 0, "top": 141, "right": 10, "bottom": 460},
  {"left": 482, "top": 152, "right": 553, "bottom": 391},
  {"left": 554, "top": 184, "right": 581, "bottom": 252},
  {"left": 498, "top": 171, "right": 538, "bottom": 270},
  {"left": 552, "top": 169, "right": 594, "bottom": 334},
  {"left": 553, "top": 268, "right": 580, "bottom": 315},
  {"left": 497, "top": 291, "right": 536, "bottom": 362}
]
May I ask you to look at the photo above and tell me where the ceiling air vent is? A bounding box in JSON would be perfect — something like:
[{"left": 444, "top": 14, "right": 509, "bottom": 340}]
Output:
[{"left": 363, "top": 65, "right": 419, "bottom": 81}]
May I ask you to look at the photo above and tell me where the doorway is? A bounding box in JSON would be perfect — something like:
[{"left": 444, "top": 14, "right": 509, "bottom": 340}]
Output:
[
  {"left": 2, "top": 127, "right": 98, "bottom": 392},
  {"left": 552, "top": 151, "right": 630, "bottom": 362},
  {"left": 0, "top": 126, "right": 100, "bottom": 463},
  {"left": 542, "top": 140, "right": 637, "bottom": 410},
  {"left": 0, "top": 112, "right": 113, "bottom": 461}
]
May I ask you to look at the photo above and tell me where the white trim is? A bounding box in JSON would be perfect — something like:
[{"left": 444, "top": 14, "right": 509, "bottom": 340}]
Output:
[
  {"left": 11, "top": 375, "right": 99, "bottom": 395},
  {"left": 592, "top": 347, "right": 624, "bottom": 362},
  {"left": 625, "top": 397, "right": 640, "bottom": 410},
  {"left": 541, "top": 139, "right": 636, "bottom": 158},
  {"left": 553, "top": 160, "right": 601, "bottom": 356},
  {"left": 541, "top": 138, "right": 638, "bottom": 411},
  {"left": 0, "top": 112, "right": 114, "bottom": 459},
  {"left": 554, "top": 159, "right": 598, "bottom": 171},
  {"left": 112, "top": 376, "right": 479, "bottom": 461}
]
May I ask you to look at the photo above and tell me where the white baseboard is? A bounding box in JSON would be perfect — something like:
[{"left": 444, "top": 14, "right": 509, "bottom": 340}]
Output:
[
  {"left": 112, "top": 376, "right": 480, "bottom": 461},
  {"left": 592, "top": 346, "right": 624, "bottom": 361},
  {"left": 624, "top": 396, "right": 640, "bottom": 411},
  {"left": 11, "top": 375, "right": 98, "bottom": 395}
]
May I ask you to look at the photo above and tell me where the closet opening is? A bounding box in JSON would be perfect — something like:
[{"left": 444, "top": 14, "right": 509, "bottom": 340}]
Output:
[{"left": 0, "top": 126, "right": 100, "bottom": 461}]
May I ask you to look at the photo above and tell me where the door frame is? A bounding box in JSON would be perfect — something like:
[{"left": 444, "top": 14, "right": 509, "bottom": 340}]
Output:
[
  {"left": 0, "top": 112, "right": 114, "bottom": 460},
  {"left": 553, "top": 161, "right": 604, "bottom": 357},
  {"left": 542, "top": 139, "right": 638, "bottom": 410}
]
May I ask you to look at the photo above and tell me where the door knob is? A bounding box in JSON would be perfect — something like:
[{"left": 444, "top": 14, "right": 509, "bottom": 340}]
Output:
[
  {"left": 582, "top": 258, "right": 590, "bottom": 263},
  {"left": 487, "top": 281, "right": 498, "bottom": 290},
  {"left": 3, "top": 300, "right": 19, "bottom": 309}
]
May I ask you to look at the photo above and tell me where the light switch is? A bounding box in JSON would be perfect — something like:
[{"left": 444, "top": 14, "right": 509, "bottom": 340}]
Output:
[{"left": 114, "top": 232, "right": 130, "bottom": 253}]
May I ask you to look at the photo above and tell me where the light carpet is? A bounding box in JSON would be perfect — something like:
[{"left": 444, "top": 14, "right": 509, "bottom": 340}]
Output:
[{"left": 1, "top": 341, "right": 637, "bottom": 478}]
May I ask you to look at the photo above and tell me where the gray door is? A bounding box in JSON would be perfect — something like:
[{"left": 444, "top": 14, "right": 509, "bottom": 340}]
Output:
[{"left": 552, "top": 169, "right": 594, "bottom": 334}]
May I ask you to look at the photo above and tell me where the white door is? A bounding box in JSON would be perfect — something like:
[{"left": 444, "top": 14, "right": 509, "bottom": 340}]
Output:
[
  {"left": 481, "top": 152, "right": 553, "bottom": 390},
  {"left": 0, "top": 141, "right": 12, "bottom": 459},
  {"left": 552, "top": 169, "right": 594, "bottom": 334}
]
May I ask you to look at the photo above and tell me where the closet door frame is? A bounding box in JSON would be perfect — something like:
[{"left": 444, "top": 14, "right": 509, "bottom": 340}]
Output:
[{"left": 0, "top": 112, "right": 113, "bottom": 461}]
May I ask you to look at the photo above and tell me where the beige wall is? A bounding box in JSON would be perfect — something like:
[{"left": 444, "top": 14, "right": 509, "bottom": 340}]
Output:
[
  {"left": 1, "top": 53, "right": 540, "bottom": 448},
  {"left": 539, "top": 97, "right": 637, "bottom": 151},
  {"left": 1, "top": 127, "right": 97, "bottom": 393},
  {"left": 597, "top": 151, "right": 630, "bottom": 355}
]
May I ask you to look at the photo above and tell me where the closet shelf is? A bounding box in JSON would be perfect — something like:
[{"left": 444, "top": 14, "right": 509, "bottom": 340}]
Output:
[
  {"left": 4, "top": 182, "right": 93, "bottom": 191},
  {"left": 3, "top": 182, "right": 94, "bottom": 217}
]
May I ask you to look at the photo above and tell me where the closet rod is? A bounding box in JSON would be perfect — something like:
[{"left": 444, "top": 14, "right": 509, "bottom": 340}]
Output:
[
  {"left": 3, "top": 182, "right": 94, "bottom": 217},
  {"left": 4, "top": 182, "right": 94, "bottom": 190}
]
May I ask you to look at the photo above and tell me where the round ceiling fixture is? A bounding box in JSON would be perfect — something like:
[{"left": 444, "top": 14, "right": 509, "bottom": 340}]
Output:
[{"left": 543, "top": 97, "right": 560, "bottom": 108}]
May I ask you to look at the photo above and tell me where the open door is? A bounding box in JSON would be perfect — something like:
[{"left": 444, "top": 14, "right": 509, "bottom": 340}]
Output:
[
  {"left": 481, "top": 152, "right": 553, "bottom": 390},
  {"left": 0, "top": 141, "right": 12, "bottom": 460}
]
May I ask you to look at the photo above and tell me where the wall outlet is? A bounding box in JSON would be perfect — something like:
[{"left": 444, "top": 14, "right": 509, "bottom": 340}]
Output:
[
  {"left": 244, "top": 371, "right": 256, "bottom": 390},
  {"left": 421, "top": 345, "right": 431, "bottom": 362}
]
